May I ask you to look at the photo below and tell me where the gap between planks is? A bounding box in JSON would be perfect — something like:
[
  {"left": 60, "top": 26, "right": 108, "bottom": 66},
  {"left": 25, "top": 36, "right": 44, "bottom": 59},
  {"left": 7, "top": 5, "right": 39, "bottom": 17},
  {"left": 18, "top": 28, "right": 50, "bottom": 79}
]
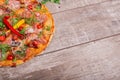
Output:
[
  {"left": 41, "top": 32, "right": 120, "bottom": 56},
  {"left": 40, "top": 0, "right": 120, "bottom": 55}
]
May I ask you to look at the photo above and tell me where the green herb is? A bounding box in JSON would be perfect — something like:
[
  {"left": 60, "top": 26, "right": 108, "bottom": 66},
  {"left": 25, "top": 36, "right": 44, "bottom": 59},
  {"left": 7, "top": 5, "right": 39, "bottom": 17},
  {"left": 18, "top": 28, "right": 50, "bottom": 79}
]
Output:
[
  {"left": 0, "top": 16, "right": 5, "bottom": 29},
  {"left": 20, "top": 28, "right": 26, "bottom": 35},
  {"left": 41, "top": 0, "right": 60, "bottom": 4},
  {"left": 0, "top": 44, "right": 11, "bottom": 60},
  {"left": 25, "top": 13, "right": 38, "bottom": 25},
  {"left": 36, "top": 4, "right": 41, "bottom": 11},
  {"left": 13, "top": 57, "right": 17, "bottom": 62},
  {"left": 15, "top": 51, "right": 25, "bottom": 57},
  {"left": 38, "top": 31, "right": 43, "bottom": 37},
  {"left": 0, "top": 21, "right": 5, "bottom": 29},
  {"left": 46, "top": 26, "right": 51, "bottom": 31},
  {"left": 1, "top": 31, "right": 6, "bottom": 36},
  {"left": 12, "top": 18, "right": 19, "bottom": 26},
  {"left": 5, "top": 0, "right": 9, "bottom": 5},
  {"left": 15, "top": 45, "right": 28, "bottom": 57}
]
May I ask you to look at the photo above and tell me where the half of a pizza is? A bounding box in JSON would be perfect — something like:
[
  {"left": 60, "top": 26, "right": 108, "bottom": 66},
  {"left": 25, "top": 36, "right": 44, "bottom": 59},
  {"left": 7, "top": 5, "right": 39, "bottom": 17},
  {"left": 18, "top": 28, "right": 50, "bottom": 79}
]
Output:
[{"left": 0, "top": 0, "right": 54, "bottom": 67}]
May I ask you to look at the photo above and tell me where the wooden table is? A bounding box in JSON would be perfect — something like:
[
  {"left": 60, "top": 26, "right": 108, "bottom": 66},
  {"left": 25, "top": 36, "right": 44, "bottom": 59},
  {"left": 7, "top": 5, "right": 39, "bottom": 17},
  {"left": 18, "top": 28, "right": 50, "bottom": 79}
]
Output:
[{"left": 1, "top": 0, "right": 120, "bottom": 80}]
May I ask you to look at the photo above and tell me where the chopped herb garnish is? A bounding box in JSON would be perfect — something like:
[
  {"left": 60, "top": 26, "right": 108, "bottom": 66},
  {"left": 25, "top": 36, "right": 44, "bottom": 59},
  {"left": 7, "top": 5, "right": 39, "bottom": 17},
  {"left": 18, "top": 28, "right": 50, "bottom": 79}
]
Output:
[
  {"left": 46, "top": 26, "right": 51, "bottom": 31},
  {"left": 38, "top": 31, "right": 43, "bottom": 37},
  {"left": 12, "top": 18, "right": 19, "bottom": 26},
  {"left": 13, "top": 57, "right": 17, "bottom": 62},
  {"left": 16, "top": 45, "right": 28, "bottom": 57},
  {"left": 36, "top": 4, "right": 41, "bottom": 11},
  {"left": 5, "top": 0, "right": 9, "bottom": 5},
  {"left": 20, "top": 28, "right": 26, "bottom": 35},
  {"left": 41, "top": 0, "right": 60, "bottom": 4},
  {"left": 0, "top": 44, "right": 11, "bottom": 60},
  {"left": 0, "top": 16, "right": 5, "bottom": 29},
  {"left": 1, "top": 31, "right": 6, "bottom": 36},
  {"left": 25, "top": 13, "right": 38, "bottom": 25},
  {"left": 0, "top": 21, "right": 5, "bottom": 29},
  {"left": 16, "top": 50, "right": 25, "bottom": 57}
]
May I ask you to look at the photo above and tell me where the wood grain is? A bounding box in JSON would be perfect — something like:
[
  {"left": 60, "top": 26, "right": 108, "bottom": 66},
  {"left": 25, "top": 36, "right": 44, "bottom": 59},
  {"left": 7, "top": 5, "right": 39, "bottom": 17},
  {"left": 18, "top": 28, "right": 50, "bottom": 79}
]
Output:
[
  {"left": 1, "top": 0, "right": 120, "bottom": 80},
  {"left": 1, "top": 32, "right": 120, "bottom": 80},
  {"left": 44, "top": 0, "right": 120, "bottom": 53}
]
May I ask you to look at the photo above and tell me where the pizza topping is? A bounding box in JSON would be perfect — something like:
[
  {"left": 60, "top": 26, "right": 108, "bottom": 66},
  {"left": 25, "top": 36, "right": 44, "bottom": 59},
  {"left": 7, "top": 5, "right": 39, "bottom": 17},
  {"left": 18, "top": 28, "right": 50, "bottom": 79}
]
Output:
[
  {"left": 0, "top": 35, "right": 6, "bottom": 42},
  {"left": 11, "top": 41, "right": 21, "bottom": 47},
  {"left": 7, "top": 54, "right": 14, "bottom": 60},
  {"left": 13, "top": 19, "right": 25, "bottom": 29},
  {"left": 25, "top": 27, "right": 34, "bottom": 33},
  {"left": 7, "top": 19, "right": 25, "bottom": 33},
  {"left": 32, "top": 40, "right": 39, "bottom": 48},
  {"left": 0, "top": 44, "right": 10, "bottom": 60},
  {"left": 22, "top": 9, "right": 32, "bottom": 18},
  {"left": 3, "top": 16, "right": 23, "bottom": 37},
  {"left": 0, "top": 21, "right": 5, "bottom": 29},
  {"left": 15, "top": 45, "right": 27, "bottom": 57},
  {"left": 45, "top": 26, "right": 51, "bottom": 31},
  {"left": 35, "top": 4, "right": 41, "bottom": 11},
  {"left": 0, "top": 9, "right": 4, "bottom": 16},
  {"left": 12, "top": 34, "right": 18, "bottom": 40},
  {"left": 36, "top": 23, "right": 43, "bottom": 29},
  {"left": 5, "top": 0, "right": 9, "bottom": 5},
  {"left": 28, "top": 5, "right": 33, "bottom": 10},
  {"left": 8, "top": 0, "right": 21, "bottom": 10},
  {"left": 20, "top": 27, "right": 26, "bottom": 35}
]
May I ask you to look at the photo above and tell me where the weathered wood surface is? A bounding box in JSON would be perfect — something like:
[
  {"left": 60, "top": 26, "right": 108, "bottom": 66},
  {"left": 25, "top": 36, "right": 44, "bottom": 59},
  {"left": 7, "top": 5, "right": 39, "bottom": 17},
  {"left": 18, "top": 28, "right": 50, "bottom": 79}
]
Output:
[
  {"left": 1, "top": 33, "right": 120, "bottom": 80},
  {"left": 1, "top": 0, "right": 120, "bottom": 80},
  {"left": 45, "top": 0, "right": 120, "bottom": 53}
]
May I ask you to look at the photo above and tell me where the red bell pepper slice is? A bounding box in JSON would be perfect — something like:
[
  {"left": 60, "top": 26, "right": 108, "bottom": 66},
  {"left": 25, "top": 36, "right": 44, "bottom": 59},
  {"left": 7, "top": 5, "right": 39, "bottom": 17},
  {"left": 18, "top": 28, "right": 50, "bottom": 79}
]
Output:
[{"left": 3, "top": 16, "right": 23, "bottom": 37}]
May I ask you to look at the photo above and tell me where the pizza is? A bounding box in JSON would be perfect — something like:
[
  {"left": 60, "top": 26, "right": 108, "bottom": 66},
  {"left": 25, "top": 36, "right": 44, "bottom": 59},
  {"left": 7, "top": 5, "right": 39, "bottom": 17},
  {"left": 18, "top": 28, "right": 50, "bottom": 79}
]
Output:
[{"left": 0, "top": 0, "right": 55, "bottom": 67}]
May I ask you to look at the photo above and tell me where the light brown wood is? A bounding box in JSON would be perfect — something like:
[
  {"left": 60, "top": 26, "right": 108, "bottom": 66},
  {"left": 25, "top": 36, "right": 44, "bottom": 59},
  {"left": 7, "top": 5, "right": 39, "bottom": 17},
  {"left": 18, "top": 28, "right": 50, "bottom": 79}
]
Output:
[
  {"left": 44, "top": 0, "right": 120, "bottom": 53},
  {"left": 1, "top": 33, "right": 120, "bottom": 80}
]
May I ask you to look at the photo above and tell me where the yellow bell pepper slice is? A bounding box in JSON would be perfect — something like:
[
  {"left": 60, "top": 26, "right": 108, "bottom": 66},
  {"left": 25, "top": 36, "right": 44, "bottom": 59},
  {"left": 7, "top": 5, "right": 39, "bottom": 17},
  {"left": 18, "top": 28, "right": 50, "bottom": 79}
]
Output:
[{"left": 7, "top": 19, "right": 25, "bottom": 33}]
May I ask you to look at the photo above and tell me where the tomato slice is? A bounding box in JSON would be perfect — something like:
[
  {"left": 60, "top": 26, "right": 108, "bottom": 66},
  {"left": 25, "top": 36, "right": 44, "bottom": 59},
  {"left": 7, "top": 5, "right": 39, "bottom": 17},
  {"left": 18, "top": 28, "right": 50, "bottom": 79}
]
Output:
[
  {"left": 0, "top": 36, "right": 6, "bottom": 42},
  {"left": 7, "top": 54, "right": 14, "bottom": 60}
]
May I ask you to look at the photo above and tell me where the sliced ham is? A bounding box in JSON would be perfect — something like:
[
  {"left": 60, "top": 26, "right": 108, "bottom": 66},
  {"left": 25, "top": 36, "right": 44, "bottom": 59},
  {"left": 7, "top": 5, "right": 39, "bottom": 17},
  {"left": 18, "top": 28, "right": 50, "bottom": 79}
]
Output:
[
  {"left": 36, "top": 13, "right": 47, "bottom": 23},
  {"left": 2, "top": 35, "right": 12, "bottom": 45},
  {"left": 21, "top": 9, "right": 32, "bottom": 18},
  {"left": 0, "top": 9, "right": 4, "bottom": 16},
  {"left": 8, "top": 0, "right": 21, "bottom": 10},
  {"left": 25, "top": 33, "right": 38, "bottom": 44}
]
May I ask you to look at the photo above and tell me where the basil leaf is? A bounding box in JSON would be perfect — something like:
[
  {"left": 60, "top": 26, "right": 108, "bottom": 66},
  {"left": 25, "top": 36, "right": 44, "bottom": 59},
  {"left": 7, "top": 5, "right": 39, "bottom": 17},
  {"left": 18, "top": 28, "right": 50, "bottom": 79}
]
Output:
[
  {"left": 20, "top": 28, "right": 26, "bottom": 35},
  {"left": 0, "top": 44, "right": 11, "bottom": 60},
  {"left": 41, "top": 0, "right": 60, "bottom": 4},
  {"left": 16, "top": 51, "right": 25, "bottom": 57},
  {"left": 36, "top": 4, "right": 41, "bottom": 11},
  {"left": 0, "top": 21, "right": 5, "bottom": 29},
  {"left": 46, "top": 26, "right": 51, "bottom": 31},
  {"left": 12, "top": 18, "right": 19, "bottom": 26},
  {"left": 5, "top": 0, "right": 9, "bottom": 5}
]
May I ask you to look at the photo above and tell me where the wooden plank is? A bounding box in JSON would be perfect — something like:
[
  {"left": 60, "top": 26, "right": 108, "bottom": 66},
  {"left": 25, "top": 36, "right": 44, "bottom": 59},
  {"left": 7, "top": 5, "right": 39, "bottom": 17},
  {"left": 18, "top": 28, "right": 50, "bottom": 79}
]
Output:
[
  {"left": 43, "top": 0, "right": 120, "bottom": 53},
  {"left": 1, "top": 32, "right": 120, "bottom": 80},
  {"left": 40, "top": 0, "right": 110, "bottom": 13}
]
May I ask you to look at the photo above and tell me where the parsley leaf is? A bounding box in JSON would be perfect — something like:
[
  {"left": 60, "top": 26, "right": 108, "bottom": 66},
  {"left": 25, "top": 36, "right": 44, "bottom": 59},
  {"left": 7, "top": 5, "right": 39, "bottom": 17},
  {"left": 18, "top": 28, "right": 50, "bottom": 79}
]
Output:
[
  {"left": 20, "top": 28, "right": 26, "bottom": 35},
  {"left": 5, "top": 0, "right": 9, "bottom": 5},
  {"left": 0, "top": 44, "right": 11, "bottom": 60},
  {"left": 36, "top": 4, "right": 42, "bottom": 11},
  {"left": 41, "top": 0, "right": 60, "bottom": 4}
]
